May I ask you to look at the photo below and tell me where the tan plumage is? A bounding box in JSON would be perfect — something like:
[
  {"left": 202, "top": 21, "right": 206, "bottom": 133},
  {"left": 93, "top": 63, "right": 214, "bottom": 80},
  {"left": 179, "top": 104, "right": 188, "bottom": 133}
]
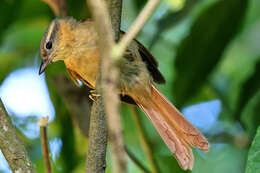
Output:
[{"left": 39, "top": 17, "right": 209, "bottom": 170}]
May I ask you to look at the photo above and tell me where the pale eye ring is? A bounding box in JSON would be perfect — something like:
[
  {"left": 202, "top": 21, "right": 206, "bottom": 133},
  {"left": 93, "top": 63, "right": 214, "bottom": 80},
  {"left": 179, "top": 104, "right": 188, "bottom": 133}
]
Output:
[{"left": 45, "top": 41, "right": 52, "bottom": 50}]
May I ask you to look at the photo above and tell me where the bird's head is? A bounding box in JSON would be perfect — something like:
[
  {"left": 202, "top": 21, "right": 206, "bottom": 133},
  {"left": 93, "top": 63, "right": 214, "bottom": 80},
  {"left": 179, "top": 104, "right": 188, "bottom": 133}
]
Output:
[{"left": 39, "top": 17, "right": 76, "bottom": 75}]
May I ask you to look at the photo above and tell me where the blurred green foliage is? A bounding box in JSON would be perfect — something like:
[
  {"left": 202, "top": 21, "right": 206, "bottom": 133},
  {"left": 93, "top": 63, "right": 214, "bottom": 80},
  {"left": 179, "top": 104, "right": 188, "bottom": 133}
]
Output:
[
  {"left": 235, "top": 59, "right": 260, "bottom": 134},
  {"left": 0, "top": 0, "right": 260, "bottom": 172},
  {"left": 0, "top": 0, "right": 22, "bottom": 43},
  {"left": 173, "top": 0, "right": 247, "bottom": 107}
]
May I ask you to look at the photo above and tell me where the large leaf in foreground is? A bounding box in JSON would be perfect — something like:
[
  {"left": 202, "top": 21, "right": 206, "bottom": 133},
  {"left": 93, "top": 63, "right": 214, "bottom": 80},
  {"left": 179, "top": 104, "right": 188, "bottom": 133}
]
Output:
[{"left": 246, "top": 125, "right": 260, "bottom": 173}]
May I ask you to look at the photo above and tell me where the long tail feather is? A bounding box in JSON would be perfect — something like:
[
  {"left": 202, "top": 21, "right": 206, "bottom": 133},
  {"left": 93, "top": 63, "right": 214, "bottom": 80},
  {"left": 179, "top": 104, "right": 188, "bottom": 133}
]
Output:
[
  {"left": 138, "top": 103, "right": 194, "bottom": 170},
  {"left": 130, "top": 84, "right": 209, "bottom": 170},
  {"left": 151, "top": 84, "right": 209, "bottom": 152}
]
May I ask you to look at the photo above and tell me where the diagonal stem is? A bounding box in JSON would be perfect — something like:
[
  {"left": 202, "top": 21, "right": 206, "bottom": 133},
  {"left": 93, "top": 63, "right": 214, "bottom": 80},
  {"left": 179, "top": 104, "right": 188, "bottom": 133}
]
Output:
[
  {"left": 0, "top": 99, "right": 35, "bottom": 173},
  {"left": 113, "top": 0, "right": 160, "bottom": 59}
]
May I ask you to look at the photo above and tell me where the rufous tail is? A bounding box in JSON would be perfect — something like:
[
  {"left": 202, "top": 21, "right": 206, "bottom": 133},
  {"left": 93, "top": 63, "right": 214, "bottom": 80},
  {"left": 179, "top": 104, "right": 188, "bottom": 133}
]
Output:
[{"left": 130, "top": 84, "right": 209, "bottom": 170}]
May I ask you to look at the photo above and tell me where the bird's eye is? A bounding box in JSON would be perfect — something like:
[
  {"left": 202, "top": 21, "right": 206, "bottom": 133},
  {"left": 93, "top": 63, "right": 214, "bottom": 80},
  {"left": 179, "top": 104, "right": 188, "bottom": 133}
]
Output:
[{"left": 45, "top": 41, "right": 52, "bottom": 50}]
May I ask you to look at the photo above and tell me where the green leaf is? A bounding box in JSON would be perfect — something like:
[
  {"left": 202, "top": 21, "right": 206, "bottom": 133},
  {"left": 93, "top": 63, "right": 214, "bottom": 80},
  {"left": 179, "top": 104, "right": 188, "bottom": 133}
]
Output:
[
  {"left": 235, "top": 59, "right": 260, "bottom": 127},
  {"left": 246, "top": 126, "right": 260, "bottom": 173},
  {"left": 241, "top": 91, "right": 260, "bottom": 139},
  {"left": 173, "top": 0, "right": 248, "bottom": 107}
]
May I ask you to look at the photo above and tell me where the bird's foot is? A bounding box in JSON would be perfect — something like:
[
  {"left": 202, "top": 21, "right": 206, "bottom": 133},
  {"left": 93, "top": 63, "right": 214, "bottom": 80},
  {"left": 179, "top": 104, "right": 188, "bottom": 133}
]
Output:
[{"left": 89, "top": 90, "right": 100, "bottom": 101}]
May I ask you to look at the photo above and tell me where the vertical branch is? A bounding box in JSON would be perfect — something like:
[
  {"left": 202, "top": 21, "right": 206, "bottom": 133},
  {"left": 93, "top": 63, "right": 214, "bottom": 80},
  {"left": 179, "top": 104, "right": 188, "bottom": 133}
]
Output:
[
  {"left": 108, "top": 0, "right": 122, "bottom": 41},
  {"left": 86, "top": 0, "right": 127, "bottom": 173},
  {"left": 85, "top": 98, "right": 108, "bottom": 173},
  {"left": 0, "top": 99, "right": 35, "bottom": 173},
  {"left": 38, "top": 117, "right": 52, "bottom": 173},
  {"left": 108, "top": 0, "right": 127, "bottom": 173}
]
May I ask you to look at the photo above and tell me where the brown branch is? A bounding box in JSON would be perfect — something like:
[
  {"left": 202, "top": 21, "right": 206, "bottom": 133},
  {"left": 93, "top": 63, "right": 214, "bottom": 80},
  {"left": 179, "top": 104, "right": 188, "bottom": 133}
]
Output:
[
  {"left": 108, "top": 0, "right": 122, "bottom": 42},
  {"left": 85, "top": 98, "right": 108, "bottom": 173},
  {"left": 86, "top": 0, "right": 126, "bottom": 173},
  {"left": 0, "top": 99, "right": 36, "bottom": 173},
  {"left": 38, "top": 117, "right": 52, "bottom": 173},
  {"left": 41, "top": 0, "right": 67, "bottom": 17},
  {"left": 130, "top": 106, "right": 160, "bottom": 173}
]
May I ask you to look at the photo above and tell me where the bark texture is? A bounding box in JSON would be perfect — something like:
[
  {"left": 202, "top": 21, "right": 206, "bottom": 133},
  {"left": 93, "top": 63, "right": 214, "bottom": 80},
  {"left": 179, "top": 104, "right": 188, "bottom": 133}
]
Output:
[{"left": 0, "top": 99, "right": 35, "bottom": 173}]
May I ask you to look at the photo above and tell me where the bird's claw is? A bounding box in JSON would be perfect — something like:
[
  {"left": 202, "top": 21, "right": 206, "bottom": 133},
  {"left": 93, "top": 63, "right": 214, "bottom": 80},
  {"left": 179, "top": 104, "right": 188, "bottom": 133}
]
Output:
[{"left": 89, "top": 90, "right": 100, "bottom": 101}]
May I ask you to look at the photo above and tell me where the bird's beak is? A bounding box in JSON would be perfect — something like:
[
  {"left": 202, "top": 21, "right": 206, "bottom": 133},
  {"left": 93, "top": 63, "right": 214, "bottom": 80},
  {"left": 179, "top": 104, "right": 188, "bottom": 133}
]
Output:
[{"left": 39, "top": 59, "right": 51, "bottom": 75}]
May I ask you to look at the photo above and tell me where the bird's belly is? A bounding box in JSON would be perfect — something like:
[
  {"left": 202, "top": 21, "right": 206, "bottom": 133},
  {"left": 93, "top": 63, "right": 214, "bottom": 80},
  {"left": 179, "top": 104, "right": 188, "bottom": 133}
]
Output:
[{"left": 65, "top": 54, "right": 152, "bottom": 97}]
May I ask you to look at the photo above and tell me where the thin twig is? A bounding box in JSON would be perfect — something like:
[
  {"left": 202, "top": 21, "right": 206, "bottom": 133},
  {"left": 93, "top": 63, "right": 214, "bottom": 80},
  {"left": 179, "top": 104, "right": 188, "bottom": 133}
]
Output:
[
  {"left": 130, "top": 106, "right": 160, "bottom": 173},
  {"left": 113, "top": 0, "right": 160, "bottom": 58},
  {"left": 38, "top": 117, "right": 52, "bottom": 173},
  {"left": 125, "top": 146, "right": 151, "bottom": 173},
  {"left": 86, "top": 0, "right": 127, "bottom": 173},
  {"left": 41, "top": 0, "right": 67, "bottom": 17},
  {"left": 0, "top": 99, "right": 36, "bottom": 173}
]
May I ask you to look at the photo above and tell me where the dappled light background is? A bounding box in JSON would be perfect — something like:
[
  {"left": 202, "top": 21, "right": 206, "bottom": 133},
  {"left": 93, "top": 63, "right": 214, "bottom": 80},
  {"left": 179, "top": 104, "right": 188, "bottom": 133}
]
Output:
[{"left": 0, "top": 0, "right": 259, "bottom": 172}]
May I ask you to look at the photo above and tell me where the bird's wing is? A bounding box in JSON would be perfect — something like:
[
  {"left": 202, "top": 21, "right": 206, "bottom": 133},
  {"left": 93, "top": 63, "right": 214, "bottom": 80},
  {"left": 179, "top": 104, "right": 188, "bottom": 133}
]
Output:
[
  {"left": 67, "top": 68, "right": 94, "bottom": 88},
  {"left": 120, "top": 30, "right": 165, "bottom": 84}
]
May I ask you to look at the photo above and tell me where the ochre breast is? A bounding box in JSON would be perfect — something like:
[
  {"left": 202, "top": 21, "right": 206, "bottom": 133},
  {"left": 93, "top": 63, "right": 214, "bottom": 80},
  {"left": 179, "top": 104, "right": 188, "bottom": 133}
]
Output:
[{"left": 64, "top": 49, "right": 99, "bottom": 88}]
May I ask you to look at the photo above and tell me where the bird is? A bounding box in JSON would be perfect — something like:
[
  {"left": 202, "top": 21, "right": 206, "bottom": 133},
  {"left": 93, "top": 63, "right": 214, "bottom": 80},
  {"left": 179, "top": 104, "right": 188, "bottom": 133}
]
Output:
[{"left": 39, "top": 17, "right": 209, "bottom": 170}]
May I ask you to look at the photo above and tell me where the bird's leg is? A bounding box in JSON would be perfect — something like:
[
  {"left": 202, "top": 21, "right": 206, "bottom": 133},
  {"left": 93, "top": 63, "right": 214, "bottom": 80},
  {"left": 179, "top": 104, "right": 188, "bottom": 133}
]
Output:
[{"left": 89, "top": 89, "right": 100, "bottom": 101}]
